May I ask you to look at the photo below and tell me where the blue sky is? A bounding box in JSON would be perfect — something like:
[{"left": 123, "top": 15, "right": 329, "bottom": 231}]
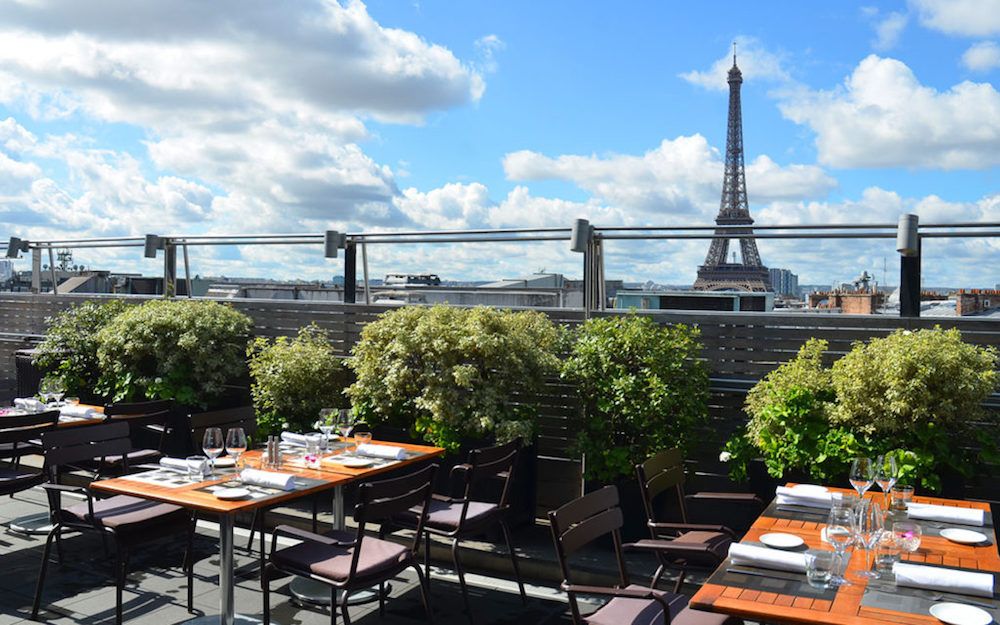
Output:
[{"left": 1, "top": 0, "right": 999, "bottom": 288}]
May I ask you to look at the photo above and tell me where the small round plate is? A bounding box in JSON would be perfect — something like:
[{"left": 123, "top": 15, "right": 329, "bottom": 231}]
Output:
[
  {"left": 940, "top": 528, "right": 988, "bottom": 544},
  {"left": 214, "top": 487, "right": 250, "bottom": 500},
  {"left": 760, "top": 533, "right": 805, "bottom": 549},
  {"left": 213, "top": 457, "right": 236, "bottom": 468},
  {"left": 326, "top": 456, "right": 374, "bottom": 468},
  {"left": 929, "top": 602, "right": 992, "bottom": 625}
]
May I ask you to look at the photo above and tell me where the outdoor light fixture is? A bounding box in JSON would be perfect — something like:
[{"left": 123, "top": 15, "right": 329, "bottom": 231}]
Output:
[
  {"left": 143, "top": 234, "right": 162, "bottom": 258},
  {"left": 6, "top": 236, "right": 29, "bottom": 258},
  {"left": 570, "top": 218, "right": 591, "bottom": 253},
  {"left": 324, "top": 230, "right": 346, "bottom": 258},
  {"left": 896, "top": 213, "right": 919, "bottom": 257}
]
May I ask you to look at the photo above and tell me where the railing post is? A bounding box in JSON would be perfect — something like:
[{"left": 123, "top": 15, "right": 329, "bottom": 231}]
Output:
[
  {"left": 897, "top": 214, "right": 920, "bottom": 318},
  {"left": 163, "top": 240, "right": 177, "bottom": 298},
  {"left": 344, "top": 241, "right": 356, "bottom": 304}
]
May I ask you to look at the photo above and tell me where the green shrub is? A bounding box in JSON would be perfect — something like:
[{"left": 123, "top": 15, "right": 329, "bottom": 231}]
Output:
[
  {"left": 346, "top": 305, "right": 560, "bottom": 452},
  {"left": 95, "top": 299, "right": 253, "bottom": 407},
  {"left": 34, "top": 299, "right": 134, "bottom": 400},
  {"left": 725, "top": 328, "right": 999, "bottom": 491},
  {"left": 562, "top": 314, "right": 709, "bottom": 481},
  {"left": 248, "top": 325, "right": 349, "bottom": 437}
]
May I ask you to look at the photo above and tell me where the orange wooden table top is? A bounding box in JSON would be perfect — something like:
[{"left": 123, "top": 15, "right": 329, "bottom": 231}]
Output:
[{"left": 689, "top": 486, "right": 999, "bottom": 625}]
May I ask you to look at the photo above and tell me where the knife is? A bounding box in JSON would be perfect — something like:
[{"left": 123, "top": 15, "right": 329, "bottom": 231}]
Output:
[{"left": 726, "top": 567, "right": 803, "bottom": 582}]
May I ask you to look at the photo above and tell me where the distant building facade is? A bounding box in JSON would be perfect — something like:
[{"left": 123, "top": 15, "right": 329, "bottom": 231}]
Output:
[{"left": 768, "top": 268, "right": 799, "bottom": 296}]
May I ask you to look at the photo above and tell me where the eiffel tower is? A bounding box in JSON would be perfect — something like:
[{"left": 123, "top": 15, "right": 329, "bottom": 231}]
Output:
[{"left": 693, "top": 52, "right": 771, "bottom": 292}]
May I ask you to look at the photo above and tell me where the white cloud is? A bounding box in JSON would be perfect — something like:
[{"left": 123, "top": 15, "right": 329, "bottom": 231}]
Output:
[
  {"left": 962, "top": 41, "right": 1000, "bottom": 71},
  {"left": 504, "top": 136, "right": 834, "bottom": 219},
  {"left": 679, "top": 36, "right": 792, "bottom": 91},
  {"left": 873, "top": 11, "right": 909, "bottom": 50},
  {"left": 474, "top": 34, "right": 505, "bottom": 74},
  {"left": 780, "top": 55, "right": 1000, "bottom": 169},
  {"left": 910, "top": 0, "right": 1000, "bottom": 37},
  {"left": 394, "top": 182, "right": 493, "bottom": 229}
]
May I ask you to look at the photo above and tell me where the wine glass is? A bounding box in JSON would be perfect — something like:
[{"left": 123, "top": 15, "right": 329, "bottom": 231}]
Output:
[
  {"left": 849, "top": 457, "right": 876, "bottom": 498},
  {"left": 823, "top": 506, "right": 856, "bottom": 586},
  {"left": 874, "top": 454, "right": 899, "bottom": 508},
  {"left": 336, "top": 409, "right": 354, "bottom": 442},
  {"left": 317, "top": 408, "right": 336, "bottom": 449},
  {"left": 202, "top": 427, "right": 224, "bottom": 476},
  {"left": 225, "top": 427, "right": 247, "bottom": 468},
  {"left": 38, "top": 377, "right": 59, "bottom": 405},
  {"left": 853, "top": 499, "right": 884, "bottom": 579}
]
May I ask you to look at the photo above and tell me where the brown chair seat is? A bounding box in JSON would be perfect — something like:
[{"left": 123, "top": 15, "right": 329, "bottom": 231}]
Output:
[
  {"left": 423, "top": 499, "right": 498, "bottom": 531},
  {"left": 0, "top": 465, "right": 45, "bottom": 494},
  {"left": 63, "top": 494, "right": 187, "bottom": 531},
  {"left": 628, "top": 530, "right": 732, "bottom": 568},
  {"left": 586, "top": 584, "right": 733, "bottom": 625},
  {"left": 274, "top": 534, "right": 409, "bottom": 582}
]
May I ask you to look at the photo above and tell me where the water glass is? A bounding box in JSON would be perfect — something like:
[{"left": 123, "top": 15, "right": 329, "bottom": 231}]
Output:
[
  {"left": 186, "top": 455, "right": 208, "bottom": 482},
  {"left": 354, "top": 430, "right": 372, "bottom": 448},
  {"left": 806, "top": 551, "right": 837, "bottom": 589},
  {"left": 304, "top": 433, "right": 322, "bottom": 468},
  {"left": 892, "top": 520, "right": 922, "bottom": 552},
  {"left": 890, "top": 485, "right": 914, "bottom": 511},
  {"left": 874, "top": 532, "right": 901, "bottom": 574}
]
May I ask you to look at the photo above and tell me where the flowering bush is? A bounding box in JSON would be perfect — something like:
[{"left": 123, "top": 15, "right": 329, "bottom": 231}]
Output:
[{"left": 346, "top": 305, "right": 560, "bottom": 452}]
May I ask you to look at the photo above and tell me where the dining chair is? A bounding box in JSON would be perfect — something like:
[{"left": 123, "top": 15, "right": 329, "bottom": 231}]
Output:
[
  {"left": 633, "top": 448, "right": 763, "bottom": 591},
  {"left": 0, "top": 409, "right": 59, "bottom": 472},
  {"left": 387, "top": 437, "right": 526, "bottom": 624},
  {"left": 94, "top": 398, "right": 175, "bottom": 476},
  {"left": 31, "top": 421, "right": 195, "bottom": 625},
  {"left": 0, "top": 411, "right": 58, "bottom": 498},
  {"left": 262, "top": 462, "right": 438, "bottom": 625},
  {"left": 549, "top": 485, "right": 742, "bottom": 625}
]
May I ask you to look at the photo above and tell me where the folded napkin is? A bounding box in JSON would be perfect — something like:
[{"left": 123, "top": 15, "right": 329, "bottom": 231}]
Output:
[
  {"left": 355, "top": 443, "right": 407, "bottom": 460},
  {"left": 728, "top": 543, "right": 808, "bottom": 573},
  {"left": 13, "top": 397, "right": 45, "bottom": 412},
  {"left": 59, "top": 404, "right": 98, "bottom": 419},
  {"left": 280, "top": 432, "right": 321, "bottom": 447},
  {"left": 159, "top": 457, "right": 190, "bottom": 473},
  {"left": 893, "top": 562, "right": 995, "bottom": 598},
  {"left": 241, "top": 468, "right": 296, "bottom": 491},
  {"left": 907, "top": 502, "right": 985, "bottom": 526},
  {"left": 775, "top": 485, "right": 833, "bottom": 509}
]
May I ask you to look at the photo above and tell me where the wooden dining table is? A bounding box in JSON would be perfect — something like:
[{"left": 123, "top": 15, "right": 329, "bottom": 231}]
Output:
[
  {"left": 689, "top": 486, "right": 1000, "bottom": 625},
  {"left": 91, "top": 439, "right": 444, "bottom": 625}
]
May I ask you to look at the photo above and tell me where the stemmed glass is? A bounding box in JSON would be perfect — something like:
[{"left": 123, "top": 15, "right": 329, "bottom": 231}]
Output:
[
  {"left": 38, "top": 377, "right": 64, "bottom": 405},
  {"left": 225, "top": 427, "right": 247, "bottom": 469},
  {"left": 874, "top": 454, "right": 899, "bottom": 508},
  {"left": 849, "top": 457, "right": 876, "bottom": 498},
  {"left": 336, "top": 409, "right": 354, "bottom": 442},
  {"left": 823, "top": 506, "right": 856, "bottom": 587},
  {"left": 317, "top": 408, "right": 336, "bottom": 450},
  {"left": 853, "top": 499, "right": 884, "bottom": 579},
  {"left": 202, "top": 427, "right": 224, "bottom": 476}
]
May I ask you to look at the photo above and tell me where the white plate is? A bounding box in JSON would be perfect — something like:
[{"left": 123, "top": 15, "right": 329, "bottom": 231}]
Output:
[
  {"left": 929, "top": 602, "right": 992, "bottom": 625},
  {"left": 759, "top": 533, "right": 805, "bottom": 549},
  {"left": 214, "top": 487, "right": 250, "bottom": 500},
  {"left": 326, "top": 456, "right": 374, "bottom": 468},
  {"left": 940, "top": 528, "right": 989, "bottom": 544},
  {"left": 213, "top": 457, "right": 236, "bottom": 468}
]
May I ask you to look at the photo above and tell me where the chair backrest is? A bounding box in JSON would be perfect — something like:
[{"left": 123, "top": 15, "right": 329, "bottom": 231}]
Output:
[
  {"left": 460, "top": 437, "right": 521, "bottom": 508},
  {"left": 188, "top": 405, "right": 257, "bottom": 452},
  {"left": 636, "top": 448, "right": 689, "bottom": 528},
  {"left": 41, "top": 421, "right": 133, "bottom": 477},
  {"left": 0, "top": 410, "right": 59, "bottom": 453},
  {"left": 548, "top": 485, "right": 630, "bottom": 618},
  {"left": 103, "top": 399, "right": 174, "bottom": 451}
]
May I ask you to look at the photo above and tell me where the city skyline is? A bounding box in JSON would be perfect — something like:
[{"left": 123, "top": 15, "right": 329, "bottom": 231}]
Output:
[{"left": 1, "top": 1, "right": 999, "bottom": 288}]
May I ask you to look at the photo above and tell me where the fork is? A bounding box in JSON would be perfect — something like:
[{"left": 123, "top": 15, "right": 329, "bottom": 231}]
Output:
[{"left": 928, "top": 593, "right": 998, "bottom": 610}]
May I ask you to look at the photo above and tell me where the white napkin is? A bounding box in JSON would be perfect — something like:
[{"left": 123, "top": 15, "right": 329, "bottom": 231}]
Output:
[
  {"left": 59, "top": 404, "right": 98, "bottom": 419},
  {"left": 355, "top": 444, "right": 407, "bottom": 460},
  {"left": 907, "top": 503, "right": 985, "bottom": 526},
  {"left": 158, "top": 457, "right": 190, "bottom": 473},
  {"left": 775, "top": 485, "right": 833, "bottom": 509},
  {"left": 241, "top": 468, "right": 296, "bottom": 491},
  {"left": 728, "top": 543, "right": 808, "bottom": 573},
  {"left": 893, "top": 562, "right": 995, "bottom": 598},
  {"left": 14, "top": 398, "right": 45, "bottom": 412},
  {"left": 280, "top": 432, "right": 321, "bottom": 447}
]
